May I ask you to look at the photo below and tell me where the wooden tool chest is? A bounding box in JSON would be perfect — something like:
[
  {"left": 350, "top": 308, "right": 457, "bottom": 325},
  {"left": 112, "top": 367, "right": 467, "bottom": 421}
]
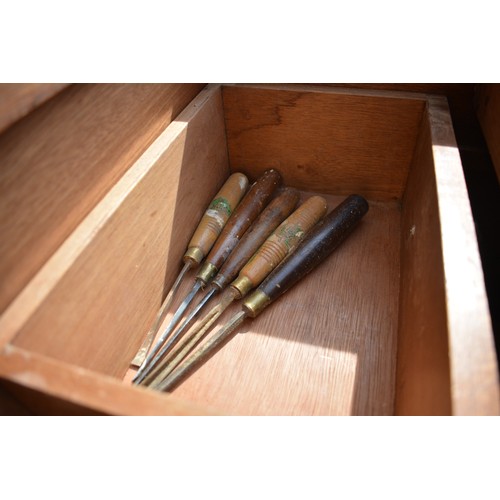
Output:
[{"left": 0, "top": 83, "right": 498, "bottom": 415}]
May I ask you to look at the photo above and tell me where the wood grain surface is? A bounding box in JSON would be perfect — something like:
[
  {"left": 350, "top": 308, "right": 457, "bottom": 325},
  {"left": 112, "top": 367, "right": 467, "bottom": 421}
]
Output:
[
  {"left": 222, "top": 84, "right": 425, "bottom": 201},
  {"left": 125, "top": 193, "right": 401, "bottom": 416},
  {"left": 1, "top": 84, "right": 496, "bottom": 415},
  {"left": 317, "top": 84, "right": 476, "bottom": 127},
  {"left": 0, "top": 83, "right": 68, "bottom": 133},
  {"left": 395, "top": 110, "right": 452, "bottom": 415},
  {"left": 0, "top": 83, "right": 205, "bottom": 314},
  {"left": 427, "top": 97, "right": 499, "bottom": 415},
  {"left": 3, "top": 85, "right": 229, "bottom": 378},
  {"left": 0, "top": 345, "right": 217, "bottom": 415},
  {"left": 396, "top": 99, "right": 499, "bottom": 415}
]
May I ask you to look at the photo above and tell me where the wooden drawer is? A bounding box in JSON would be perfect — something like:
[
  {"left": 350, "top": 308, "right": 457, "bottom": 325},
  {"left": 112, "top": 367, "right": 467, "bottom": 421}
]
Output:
[{"left": 0, "top": 84, "right": 498, "bottom": 415}]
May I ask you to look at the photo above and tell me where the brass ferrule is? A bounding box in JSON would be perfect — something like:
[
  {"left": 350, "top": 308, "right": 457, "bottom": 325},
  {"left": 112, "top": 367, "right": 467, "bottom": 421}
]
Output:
[
  {"left": 242, "top": 290, "right": 271, "bottom": 318},
  {"left": 211, "top": 276, "right": 225, "bottom": 291},
  {"left": 196, "top": 262, "right": 218, "bottom": 284},
  {"left": 230, "top": 275, "right": 254, "bottom": 298},
  {"left": 183, "top": 247, "right": 204, "bottom": 266}
]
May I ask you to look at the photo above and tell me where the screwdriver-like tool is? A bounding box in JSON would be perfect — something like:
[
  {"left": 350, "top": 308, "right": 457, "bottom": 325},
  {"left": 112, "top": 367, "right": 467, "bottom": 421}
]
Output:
[
  {"left": 132, "top": 169, "right": 282, "bottom": 382},
  {"left": 135, "top": 187, "right": 300, "bottom": 385},
  {"left": 130, "top": 172, "right": 249, "bottom": 368},
  {"left": 139, "top": 195, "right": 328, "bottom": 387},
  {"left": 153, "top": 194, "right": 369, "bottom": 392}
]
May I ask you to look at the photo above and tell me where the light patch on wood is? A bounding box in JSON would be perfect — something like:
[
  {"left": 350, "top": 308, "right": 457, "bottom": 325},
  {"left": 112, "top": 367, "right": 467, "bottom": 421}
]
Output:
[{"left": 126, "top": 194, "right": 401, "bottom": 415}]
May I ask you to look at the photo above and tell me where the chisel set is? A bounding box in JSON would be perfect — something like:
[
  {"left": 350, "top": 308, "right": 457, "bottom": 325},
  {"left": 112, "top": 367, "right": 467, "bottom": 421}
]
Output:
[{"left": 131, "top": 169, "right": 369, "bottom": 391}]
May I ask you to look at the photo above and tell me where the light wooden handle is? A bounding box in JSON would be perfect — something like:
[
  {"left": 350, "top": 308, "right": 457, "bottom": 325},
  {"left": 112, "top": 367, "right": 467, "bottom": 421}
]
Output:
[
  {"left": 184, "top": 172, "right": 249, "bottom": 265},
  {"left": 196, "top": 169, "right": 281, "bottom": 282},
  {"left": 212, "top": 187, "right": 300, "bottom": 290},
  {"left": 231, "top": 195, "right": 327, "bottom": 297},
  {"left": 244, "top": 195, "right": 369, "bottom": 318}
]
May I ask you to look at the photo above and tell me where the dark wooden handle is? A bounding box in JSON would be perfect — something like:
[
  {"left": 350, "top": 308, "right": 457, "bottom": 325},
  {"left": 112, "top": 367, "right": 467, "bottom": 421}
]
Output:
[
  {"left": 244, "top": 194, "right": 369, "bottom": 316},
  {"left": 233, "top": 195, "right": 328, "bottom": 295},
  {"left": 212, "top": 187, "right": 300, "bottom": 290},
  {"left": 184, "top": 172, "right": 249, "bottom": 265},
  {"left": 200, "top": 169, "right": 282, "bottom": 273}
]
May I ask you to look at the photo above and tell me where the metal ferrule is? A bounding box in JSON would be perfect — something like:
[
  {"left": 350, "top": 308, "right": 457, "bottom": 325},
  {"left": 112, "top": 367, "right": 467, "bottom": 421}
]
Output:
[
  {"left": 242, "top": 290, "right": 271, "bottom": 318},
  {"left": 230, "top": 275, "right": 254, "bottom": 299},
  {"left": 211, "top": 275, "right": 226, "bottom": 291},
  {"left": 196, "top": 262, "right": 218, "bottom": 284},
  {"left": 183, "top": 247, "right": 204, "bottom": 266}
]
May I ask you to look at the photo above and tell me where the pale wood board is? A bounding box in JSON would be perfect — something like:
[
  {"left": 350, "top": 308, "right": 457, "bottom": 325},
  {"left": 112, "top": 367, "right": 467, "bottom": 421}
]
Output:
[
  {"left": 126, "top": 193, "right": 401, "bottom": 416},
  {"left": 0, "top": 83, "right": 69, "bottom": 133},
  {"left": 222, "top": 84, "right": 425, "bottom": 201},
  {"left": 476, "top": 83, "right": 500, "bottom": 184},
  {"left": 0, "top": 83, "right": 205, "bottom": 314},
  {"left": 3, "top": 85, "right": 230, "bottom": 378},
  {"left": 0, "top": 345, "right": 217, "bottom": 415},
  {"left": 396, "top": 99, "right": 499, "bottom": 415},
  {"left": 395, "top": 109, "right": 452, "bottom": 415},
  {"left": 427, "top": 97, "right": 499, "bottom": 415}
]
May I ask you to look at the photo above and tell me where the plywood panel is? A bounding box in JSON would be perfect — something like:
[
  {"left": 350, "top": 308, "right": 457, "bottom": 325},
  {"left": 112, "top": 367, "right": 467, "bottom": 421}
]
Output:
[
  {"left": 4, "top": 85, "right": 229, "bottom": 378},
  {"left": 222, "top": 84, "right": 425, "bottom": 201},
  {"left": 0, "top": 83, "right": 68, "bottom": 133},
  {"left": 126, "top": 193, "right": 401, "bottom": 416},
  {"left": 0, "top": 83, "right": 205, "bottom": 314},
  {"left": 318, "top": 84, "right": 475, "bottom": 127},
  {"left": 396, "top": 112, "right": 452, "bottom": 415},
  {"left": 0, "top": 345, "right": 216, "bottom": 415},
  {"left": 397, "top": 99, "right": 499, "bottom": 416},
  {"left": 428, "top": 97, "right": 500, "bottom": 415}
]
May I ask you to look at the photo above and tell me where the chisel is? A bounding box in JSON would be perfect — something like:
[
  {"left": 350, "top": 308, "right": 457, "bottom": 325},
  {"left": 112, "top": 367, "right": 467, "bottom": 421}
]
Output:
[
  {"left": 132, "top": 169, "right": 282, "bottom": 382},
  {"left": 135, "top": 187, "right": 300, "bottom": 385},
  {"left": 139, "top": 194, "right": 328, "bottom": 386},
  {"left": 153, "top": 194, "right": 369, "bottom": 393},
  {"left": 130, "top": 171, "right": 249, "bottom": 368}
]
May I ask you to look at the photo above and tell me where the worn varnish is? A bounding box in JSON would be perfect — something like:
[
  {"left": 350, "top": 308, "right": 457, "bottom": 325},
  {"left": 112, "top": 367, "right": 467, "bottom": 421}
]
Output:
[
  {"left": 185, "top": 172, "right": 249, "bottom": 267},
  {"left": 213, "top": 187, "right": 300, "bottom": 290},
  {"left": 199, "top": 169, "right": 281, "bottom": 274},
  {"left": 257, "top": 194, "right": 369, "bottom": 306},
  {"left": 231, "top": 195, "right": 328, "bottom": 297}
]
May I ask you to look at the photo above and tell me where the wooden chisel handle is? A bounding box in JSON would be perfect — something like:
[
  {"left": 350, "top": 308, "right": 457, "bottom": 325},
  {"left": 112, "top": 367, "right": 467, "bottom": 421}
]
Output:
[
  {"left": 243, "top": 194, "right": 369, "bottom": 318},
  {"left": 231, "top": 195, "right": 328, "bottom": 298},
  {"left": 155, "top": 195, "right": 368, "bottom": 393},
  {"left": 183, "top": 172, "right": 249, "bottom": 266},
  {"left": 211, "top": 187, "right": 300, "bottom": 291},
  {"left": 196, "top": 169, "right": 282, "bottom": 283}
]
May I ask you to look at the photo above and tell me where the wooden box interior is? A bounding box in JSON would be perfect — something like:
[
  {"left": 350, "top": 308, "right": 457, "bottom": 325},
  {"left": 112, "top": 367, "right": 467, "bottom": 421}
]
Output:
[{"left": 1, "top": 84, "right": 498, "bottom": 415}]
